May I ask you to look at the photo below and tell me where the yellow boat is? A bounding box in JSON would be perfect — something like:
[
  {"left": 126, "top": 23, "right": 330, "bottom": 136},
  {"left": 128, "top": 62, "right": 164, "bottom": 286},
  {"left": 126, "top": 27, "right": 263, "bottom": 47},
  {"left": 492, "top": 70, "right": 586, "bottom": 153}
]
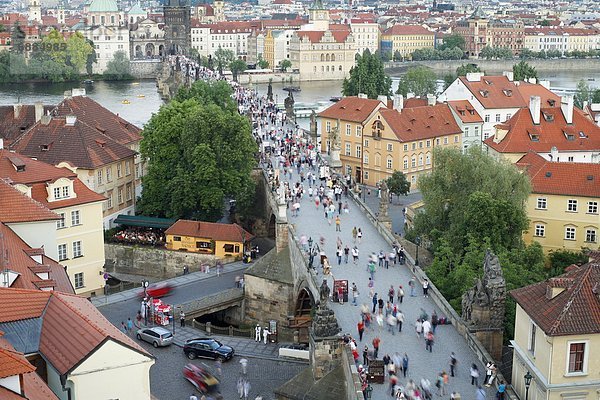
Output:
[
  {"left": 136, "top": 94, "right": 145, "bottom": 98},
  {"left": 122, "top": 99, "right": 131, "bottom": 104},
  {"left": 131, "top": 82, "right": 140, "bottom": 85}
]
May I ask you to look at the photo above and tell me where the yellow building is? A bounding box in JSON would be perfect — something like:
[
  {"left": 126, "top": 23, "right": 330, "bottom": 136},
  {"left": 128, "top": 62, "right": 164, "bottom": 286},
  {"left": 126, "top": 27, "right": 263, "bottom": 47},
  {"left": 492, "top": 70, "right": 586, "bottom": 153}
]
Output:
[
  {"left": 517, "top": 152, "right": 599, "bottom": 253},
  {"left": 361, "top": 98, "right": 463, "bottom": 187},
  {"left": 510, "top": 262, "right": 600, "bottom": 400},
  {"left": 380, "top": 25, "right": 434, "bottom": 58},
  {"left": 264, "top": 30, "right": 275, "bottom": 69},
  {"left": 165, "top": 220, "right": 253, "bottom": 258},
  {"left": 318, "top": 96, "right": 384, "bottom": 183}
]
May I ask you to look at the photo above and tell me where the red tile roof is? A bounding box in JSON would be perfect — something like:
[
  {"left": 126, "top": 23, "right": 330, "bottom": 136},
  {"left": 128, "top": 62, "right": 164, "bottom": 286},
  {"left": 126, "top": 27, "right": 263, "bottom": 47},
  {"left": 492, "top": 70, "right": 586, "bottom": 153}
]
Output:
[
  {"left": 165, "top": 220, "right": 253, "bottom": 242},
  {"left": 39, "top": 291, "right": 151, "bottom": 375},
  {"left": 21, "top": 368, "right": 60, "bottom": 400},
  {"left": 448, "top": 100, "right": 484, "bottom": 123},
  {"left": 459, "top": 75, "right": 527, "bottom": 109},
  {"left": 0, "top": 179, "right": 60, "bottom": 224},
  {"left": 515, "top": 82, "right": 560, "bottom": 109},
  {"left": 0, "top": 336, "right": 36, "bottom": 379},
  {"left": 10, "top": 117, "right": 136, "bottom": 169},
  {"left": 510, "top": 262, "right": 600, "bottom": 336},
  {"left": 404, "top": 98, "right": 429, "bottom": 108},
  {"left": 0, "top": 222, "right": 74, "bottom": 294},
  {"left": 319, "top": 96, "right": 383, "bottom": 123},
  {"left": 383, "top": 24, "right": 433, "bottom": 36},
  {"left": 379, "top": 103, "right": 463, "bottom": 142},
  {"left": 296, "top": 28, "right": 351, "bottom": 43},
  {"left": 0, "top": 289, "right": 51, "bottom": 323},
  {"left": 485, "top": 107, "right": 600, "bottom": 153},
  {"left": 515, "top": 152, "right": 600, "bottom": 198},
  {"left": 0, "top": 104, "right": 55, "bottom": 145},
  {"left": 53, "top": 96, "right": 142, "bottom": 146}
]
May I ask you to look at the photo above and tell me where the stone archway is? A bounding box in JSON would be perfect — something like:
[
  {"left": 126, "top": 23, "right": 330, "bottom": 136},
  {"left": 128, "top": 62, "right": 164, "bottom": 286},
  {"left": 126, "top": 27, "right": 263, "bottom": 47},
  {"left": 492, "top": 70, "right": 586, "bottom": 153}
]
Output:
[
  {"left": 291, "top": 287, "right": 314, "bottom": 343},
  {"left": 145, "top": 43, "right": 155, "bottom": 57},
  {"left": 135, "top": 45, "right": 143, "bottom": 58}
]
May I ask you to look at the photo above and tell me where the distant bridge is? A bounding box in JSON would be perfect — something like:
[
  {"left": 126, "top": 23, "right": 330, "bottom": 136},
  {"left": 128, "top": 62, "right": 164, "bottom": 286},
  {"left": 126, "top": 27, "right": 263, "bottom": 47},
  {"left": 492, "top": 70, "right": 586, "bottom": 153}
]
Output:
[{"left": 179, "top": 288, "right": 244, "bottom": 320}]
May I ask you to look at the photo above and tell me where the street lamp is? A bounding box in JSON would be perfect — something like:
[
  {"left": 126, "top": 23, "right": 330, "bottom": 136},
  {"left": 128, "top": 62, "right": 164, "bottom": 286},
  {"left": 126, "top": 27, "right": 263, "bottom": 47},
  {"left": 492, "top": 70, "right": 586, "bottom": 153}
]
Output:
[
  {"left": 524, "top": 371, "right": 532, "bottom": 400},
  {"left": 364, "top": 384, "right": 373, "bottom": 399},
  {"left": 415, "top": 236, "right": 421, "bottom": 266}
]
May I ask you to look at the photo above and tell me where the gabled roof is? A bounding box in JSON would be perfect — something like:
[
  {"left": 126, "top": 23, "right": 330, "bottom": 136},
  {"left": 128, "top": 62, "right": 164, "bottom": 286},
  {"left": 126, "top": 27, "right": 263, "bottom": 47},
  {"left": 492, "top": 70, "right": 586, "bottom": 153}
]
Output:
[
  {"left": 0, "top": 179, "right": 60, "bottom": 224},
  {"left": 382, "top": 24, "right": 433, "bottom": 36},
  {"left": 0, "top": 336, "right": 35, "bottom": 378},
  {"left": 53, "top": 95, "right": 142, "bottom": 146},
  {"left": 485, "top": 107, "right": 600, "bottom": 153},
  {"left": 296, "top": 28, "right": 351, "bottom": 43},
  {"left": 514, "top": 82, "right": 560, "bottom": 109},
  {"left": 448, "top": 100, "right": 484, "bottom": 123},
  {"left": 379, "top": 103, "right": 463, "bottom": 142},
  {"left": 165, "top": 220, "right": 253, "bottom": 242},
  {"left": 510, "top": 263, "right": 600, "bottom": 336},
  {"left": 10, "top": 117, "right": 136, "bottom": 169},
  {"left": 318, "top": 97, "right": 383, "bottom": 123},
  {"left": 0, "top": 289, "right": 51, "bottom": 323},
  {"left": 0, "top": 104, "right": 54, "bottom": 145},
  {"left": 516, "top": 152, "right": 600, "bottom": 198},
  {"left": 458, "top": 75, "right": 527, "bottom": 109}
]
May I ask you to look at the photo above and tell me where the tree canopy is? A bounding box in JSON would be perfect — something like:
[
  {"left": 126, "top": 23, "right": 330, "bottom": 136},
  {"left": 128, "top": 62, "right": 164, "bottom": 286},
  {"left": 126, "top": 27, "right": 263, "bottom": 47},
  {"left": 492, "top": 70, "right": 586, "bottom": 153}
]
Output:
[
  {"left": 574, "top": 79, "right": 600, "bottom": 108},
  {"left": 229, "top": 59, "right": 247, "bottom": 82},
  {"left": 439, "top": 33, "right": 466, "bottom": 51},
  {"left": 479, "top": 46, "right": 514, "bottom": 60},
  {"left": 105, "top": 50, "right": 131, "bottom": 80},
  {"left": 386, "top": 171, "right": 411, "bottom": 199},
  {"left": 512, "top": 60, "right": 537, "bottom": 82},
  {"left": 396, "top": 66, "right": 437, "bottom": 98},
  {"left": 279, "top": 59, "right": 292, "bottom": 72},
  {"left": 342, "top": 49, "right": 392, "bottom": 99},
  {"left": 139, "top": 80, "right": 257, "bottom": 221}
]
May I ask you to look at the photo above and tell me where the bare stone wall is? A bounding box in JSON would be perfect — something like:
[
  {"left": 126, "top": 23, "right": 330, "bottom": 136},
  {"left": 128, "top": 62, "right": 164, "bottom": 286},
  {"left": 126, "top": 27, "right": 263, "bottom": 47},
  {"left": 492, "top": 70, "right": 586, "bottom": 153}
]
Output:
[{"left": 104, "top": 243, "right": 232, "bottom": 278}]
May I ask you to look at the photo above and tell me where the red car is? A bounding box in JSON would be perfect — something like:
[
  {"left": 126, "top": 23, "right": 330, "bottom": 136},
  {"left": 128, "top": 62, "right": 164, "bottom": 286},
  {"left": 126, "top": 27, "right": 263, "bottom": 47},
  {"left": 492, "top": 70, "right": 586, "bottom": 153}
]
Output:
[
  {"left": 140, "top": 282, "right": 173, "bottom": 299},
  {"left": 183, "top": 363, "right": 219, "bottom": 393}
]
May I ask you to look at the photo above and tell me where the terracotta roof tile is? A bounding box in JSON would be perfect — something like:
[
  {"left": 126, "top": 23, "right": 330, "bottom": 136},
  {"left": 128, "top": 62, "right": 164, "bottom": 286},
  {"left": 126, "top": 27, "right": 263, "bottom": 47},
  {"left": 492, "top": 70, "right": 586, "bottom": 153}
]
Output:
[
  {"left": 459, "top": 75, "right": 527, "bottom": 109},
  {"left": 0, "top": 289, "right": 51, "bottom": 323},
  {"left": 0, "top": 104, "right": 55, "bottom": 146},
  {"left": 165, "top": 220, "right": 253, "bottom": 242},
  {"left": 0, "top": 386, "right": 24, "bottom": 400},
  {"left": 510, "top": 263, "right": 600, "bottom": 336},
  {"left": 485, "top": 107, "right": 600, "bottom": 153},
  {"left": 22, "top": 368, "right": 59, "bottom": 400},
  {"left": 379, "top": 103, "right": 463, "bottom": 142},
  {"left": 39, "top": 291, "right": 151, "bottom": 375},
  {"left": 0, "top": 179, "right": 60, "bottom": 224},
  {"left": 515, "top": 152, "right": 600, "bottom": 198},
  {"left": 318, "top": 97, "right": 383, "bottom": 123},
  {"left": 515, "top": 82, "right": 560, "bottom": 109},
  {"left": 383, "top": 24, "right": 433, "bottom": 36},
  {"left": 10, "top": 117, "right": 136, "bottom": 169},
  {"left": 448, "top": 100, "right": 484, "bottom": 123},
  {"left": 0, "top": 336, "right": 36, "bottom": 378}
]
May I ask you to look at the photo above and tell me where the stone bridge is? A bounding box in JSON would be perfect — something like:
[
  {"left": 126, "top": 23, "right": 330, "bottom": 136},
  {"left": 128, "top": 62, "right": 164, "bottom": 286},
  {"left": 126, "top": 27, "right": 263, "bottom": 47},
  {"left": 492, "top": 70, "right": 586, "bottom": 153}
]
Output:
[{"left": 179, "top": 288, "right": 244, "bottom": 321}]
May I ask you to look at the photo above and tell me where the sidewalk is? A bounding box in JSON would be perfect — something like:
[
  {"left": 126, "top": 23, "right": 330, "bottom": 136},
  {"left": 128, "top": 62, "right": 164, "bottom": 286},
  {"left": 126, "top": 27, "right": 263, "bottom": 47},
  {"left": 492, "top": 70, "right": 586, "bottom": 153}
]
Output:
[{"left": 92, "top": 262, "right": 248, "bottom": 307}]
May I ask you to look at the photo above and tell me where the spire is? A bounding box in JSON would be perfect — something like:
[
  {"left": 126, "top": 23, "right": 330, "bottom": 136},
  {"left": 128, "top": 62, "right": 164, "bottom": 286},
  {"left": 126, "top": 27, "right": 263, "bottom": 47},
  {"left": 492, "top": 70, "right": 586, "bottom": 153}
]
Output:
[{"left": 310, "top": 0, "right": 323, "bottom": 10}]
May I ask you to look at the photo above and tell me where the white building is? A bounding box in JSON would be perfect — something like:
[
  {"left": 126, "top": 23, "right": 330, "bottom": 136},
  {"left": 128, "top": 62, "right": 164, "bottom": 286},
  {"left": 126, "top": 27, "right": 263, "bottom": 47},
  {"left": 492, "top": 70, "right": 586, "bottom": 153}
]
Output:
[
  {"left": 191, "top": 21, "right": 252, "bottom": 59},
  {"left": 349, "top": 18, "right": 379, "bottom": 55}
]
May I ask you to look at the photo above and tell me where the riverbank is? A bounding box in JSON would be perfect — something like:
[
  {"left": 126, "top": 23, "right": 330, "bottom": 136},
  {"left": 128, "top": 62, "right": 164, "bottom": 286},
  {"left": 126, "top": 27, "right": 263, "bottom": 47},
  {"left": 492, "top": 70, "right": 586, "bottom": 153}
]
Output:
[{"left": 385, "top": 58, "right": 600, "bottom": 75}]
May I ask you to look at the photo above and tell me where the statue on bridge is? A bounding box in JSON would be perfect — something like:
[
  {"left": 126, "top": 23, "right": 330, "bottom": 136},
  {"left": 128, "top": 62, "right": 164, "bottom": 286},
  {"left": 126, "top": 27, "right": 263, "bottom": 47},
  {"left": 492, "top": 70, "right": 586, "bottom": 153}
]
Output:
[
  {"left": 378, "top": 180, "right": 390, "bottom": 218},
  {"left": 267, "top": 79, "right": 274, "bottom": 102},
  {"left": 310, "top": 110, "right": 317, "bottom": 139},
  {"left": 284, "top": 90, "right": 295, "bottom": 121},
  {"left": 319, "top": 279, "right": 330, "bottom": 304}
]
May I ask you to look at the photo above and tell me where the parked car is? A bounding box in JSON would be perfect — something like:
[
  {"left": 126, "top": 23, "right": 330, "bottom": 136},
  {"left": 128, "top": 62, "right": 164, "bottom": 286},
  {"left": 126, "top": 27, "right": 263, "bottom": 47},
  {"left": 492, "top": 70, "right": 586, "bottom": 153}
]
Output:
[
  {"left": 183, "top": 338, "right": 235, "bottom": 361},
  {"left": 139, "top": 282, "right": 174, "bottom": 299},
  {"left": 183, "top": 363, "right": 219, "bottom": 393},
  {"left": 136, "top": 327, "right": 173, "bottom": 348}
]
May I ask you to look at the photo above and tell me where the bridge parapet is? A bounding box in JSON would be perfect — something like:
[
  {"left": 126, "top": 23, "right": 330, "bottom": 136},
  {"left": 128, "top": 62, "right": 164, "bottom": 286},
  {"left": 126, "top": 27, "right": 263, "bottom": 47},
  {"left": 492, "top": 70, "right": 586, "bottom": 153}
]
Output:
[{"left": 179, "top": 288, "right": 244, "bottom": 320}]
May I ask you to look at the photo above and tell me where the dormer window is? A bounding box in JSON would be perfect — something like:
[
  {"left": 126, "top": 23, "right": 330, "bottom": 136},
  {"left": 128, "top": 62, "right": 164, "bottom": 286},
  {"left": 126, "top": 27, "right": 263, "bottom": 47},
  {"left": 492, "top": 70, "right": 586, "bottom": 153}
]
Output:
[
  {"left": 565, "top": 132, "right": 575, "bottom": 141},
  {"left": 530, "top": 133, "right": 540, "bottom": 142},
  {"left": 542, "top": 112, "right": 554, "bottom": 122},
  {"left": 502, "top": 89, "right": 512, "bottom": 97},
  {"left": 579, "top": 131, "right": 587, "bottom": 138},
  {"left": 41, "top": 144, "right": 50, "bottom": 151},
  {"left": 548, "top": 99, "right": 556, "bottom": 106},
  {"left": 372, "top": 120, "right": 384, "bottom": 140},
  {"left": 484, "top": 79, "right": 492, "bottom": 85},
  {"left": 479, "top": 90, "right": 489, "bottom": 98}
]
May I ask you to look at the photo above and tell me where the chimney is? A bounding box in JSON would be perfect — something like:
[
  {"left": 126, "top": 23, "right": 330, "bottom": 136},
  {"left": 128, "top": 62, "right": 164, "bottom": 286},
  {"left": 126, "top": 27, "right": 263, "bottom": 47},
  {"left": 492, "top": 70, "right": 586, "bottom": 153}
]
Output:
[
  {"left": 561, "top": 94, "right": 574, "bottom": 124},
  {"left": 393, "top": 94, "right": 404, "bottom": 112},
  {"left": 530, "top": 96, "right": 541, "bottom": 125},
  {"left": 550, "top": 146, "right": 558, "bottom": 161},
  {"left": 527, "top": 77, "right": 537, "bottom": 84},
  {"left": 63, "top": 90, "right": 72, "bottom": 99},
  {"left": 377, "top": 95, "right": 388, "bottom": 104},
  {"left": 427, "top": 94, "right": 436, "bottom": 106},
  {"left": 71, "top": 88, "right": 86, "bottom": 97},
  {"left": 466, "top": 72, "right": 484, "bottom": 82},
  {"left": 357, "top": 93, "right": 367, "bottom": 99},
  {"left": 34, "top": 102, "right": 44, "bottom": 122},
  {"left": 502, "top": 71, "right": 514, "bottom": 81},
  {"left": 65, "top": 115, "right": 77, "bottom": 126},
  {"left": 13, "top": 104, "right": 22, "bottom": 119},
  {"left": 407, "top": 92, "right": 415, "bottom": 99}
]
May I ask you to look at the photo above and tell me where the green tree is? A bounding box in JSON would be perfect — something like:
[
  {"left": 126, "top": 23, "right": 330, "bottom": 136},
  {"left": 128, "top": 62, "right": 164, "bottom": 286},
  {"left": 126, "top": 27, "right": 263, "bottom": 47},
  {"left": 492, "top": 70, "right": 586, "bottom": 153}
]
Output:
[
  {"left": 540, "top": 19, "right": 550, "bottom": 26},
  {"left": 104, "top": 50, "right": 131, "bottom": 80},
  {"left": 479, "top": 46, "right": 495, "bottom": 60},
  {"left": 229, "top": 59, "right": 247, "bottom": 82},
  {"left": 519, "top": 48, "right": 534, "bottom": 59},
  {"left": 393, "top": 50, "right": 402, "bottom": 62},
  {"left": 395, "top": 66, "right": 437, "bottom": 98},
  {"left": 592, "top": 89, "right": 600, "bottom": 103},
  {"left": 175, "top": 79, "right": 238, "bottom": 113},
  {"left": 85, "top": 39, "right": 97, "bottom": 75},
  {"left": 40, "top": 29, "right": 67, "bottom": 64},
  {"left": 547, "top": 250, "right": 588, "bottom": 277},
  {"left": 342, "top": 49, "right": 392, "bottom": 99},
  {"left": 513, "top": 60, "right": 538, "bottom": 82},
  {"left": 139, "top": 80, "right": 257, "bottom": 220},
  {"left": 456, "top": 63, "right": 481, "bottom": 76},
  {"left": 386, "top": 171, "right": 411, "bottom": 200},
  {"left": 214, "top": 47, "right": 234, "bottom": 75},
  {"left": 66, "top": 31, "right": 93, "bottom": 73},
  {"left": 257, "top": 54, "right": 269, "bottom": 69},
  {"left": 279, "top": 59, "right": 292, "bottom": 72},
  {"left": 440, "top": 33, "right": 466, "bottom": 51},
  {"left": 574, "top": 79, "right": 590, "bottom": 109}
]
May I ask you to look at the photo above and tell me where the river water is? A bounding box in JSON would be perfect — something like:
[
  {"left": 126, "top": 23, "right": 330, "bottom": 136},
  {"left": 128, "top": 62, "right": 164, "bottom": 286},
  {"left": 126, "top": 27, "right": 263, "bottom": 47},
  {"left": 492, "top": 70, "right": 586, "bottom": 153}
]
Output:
[{"left": 0, "top": 69, "right": 597, "bottom": 129}]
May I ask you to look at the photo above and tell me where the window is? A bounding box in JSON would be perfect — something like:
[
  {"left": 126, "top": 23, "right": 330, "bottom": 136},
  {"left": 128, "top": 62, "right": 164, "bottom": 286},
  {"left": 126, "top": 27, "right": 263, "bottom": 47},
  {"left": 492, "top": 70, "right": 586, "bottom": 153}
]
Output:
[
  {"left": 403, "top": 144, "right": 408, "bottom": 151},
  {"left": 436, "top": 138, "right": 440, "bottom": 145},
  {"left": 107, "top": 192, "right": 113, "bottom": 209},
  {"left": 443, "top": 137, "right": 448, "bottom": 145},
  {"left": 364, "top": 139, "right": 369, "bottom": 148},
  {"left": 567, "top": 342, "right": 587, "bottom": 374},
  {"left": 425, "top": 154, "right": 431, "bottom": 165},
  {"left": 403, "top": 158, "right": 408, "bottom": 170},
  {"left": 71, "top": 210, "right": 80, "bottom": 226},
  {"left": 411, "top": 156, "right": 416, "bottom": 168},
  {"left": 565, "top": 226, "right": 576, "bottom": 240},
  {"left": 588, "top": 201, "right": 598, "bottom": 214},
  {"left": 364, "top": 171, "right": 369, "bottom": 180},
  {"left": 97, "top": 170, "right": 103, "bottom": 185},
  {"left": 346, "top": 124, "right": 351, "bottom": 136},
  {"left": 74, "top": 272, "right": 84, "bottom": 289},
  {"left": 363, "top": 153, "right": 369, "bottom": 165},
  {"left": 345, "top": 143, "right": 351, "bottom": 156},
  {"left": 586, "top": 229, "right": 597, "bottom": 243},
  {"left": 454, "top": 135, "right": 459, "bottom": 143},
  {"left": 387, "top": 143, "right": 393, "bottom": 152},
  {"left": 106, "top": 167, "right": 112, "bottom": 182},
  {"left": 56, "top": 213, "right": 66, "bottom": 229},
  {"left": 125, "top": 161, "right": 131, "bottom": 176},
  {"left": 386, "top": 158, "right": 393, "bottom": 169},
  {"left": 464, "top": 127, "right": 470, "bottom": 137},
  {"left": 196, "top": 241, "right": 210, "bottom": 249},
  {"left": 495, "top": 113, "right": 501, "bottom": 122},
  {"left": 135, "top": 164, "right": 140, "bottom": 179},
  {"left": 118, "top": 187, "right": 123, "bottom": 204},
  {"left": 72, "top": 241, "right": 82, "bottom": 258},
  {"left": 536, "top": 198, "right": 547, "bottom": 210},
  {"left": 225, "top": 243, "right": 239, "bottom": 254},
  {"left": 426, "top": 140, "right": 431, "bottom": 148},
  {"left": 534, "top": 224, "right": 545, "bottom": 237},
  {"left": 126, "top": 184, "right": 132, "bottom": 201},
  {"left": 474, "top": 126, "right": 479, "bottom": 136},
  {"left": 356, "top": 145, "right": 361, "bottom": 158},
  {"left": 419, "top": 141, "right": 423, "bottom": 149},
  {"left": 528, "top": 322, "right": 536, "bottom": 354},
  {"left": 418, "top": 155, "right": 423, "bottom": 166},
  {"left": 356, "top": 126, "right": 362, "bottom": 137},
  {"left": 411, "top": 175, "right": 416, "bottom": 184},
  {"left": 173, "top": 236, "right": 182, "bottom": 241},
  {"left": 58, "top": 244, "right": 67, "bottom": 261},
  {"left": 412, "top": 143, "right": 416, "bottom": 150},
  {"left": 567, "top": 199, "right": 578, "bottom": 212},
  {"left": 326, "top": 121, "right": 331, "bottom": 132},
  {"left": 484, "top": 114, "right": 490, "bottom": 123}
]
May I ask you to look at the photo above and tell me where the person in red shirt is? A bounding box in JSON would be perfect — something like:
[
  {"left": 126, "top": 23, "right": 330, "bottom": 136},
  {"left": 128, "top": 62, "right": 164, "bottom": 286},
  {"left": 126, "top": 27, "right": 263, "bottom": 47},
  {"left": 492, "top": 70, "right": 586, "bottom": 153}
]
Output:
[
  {"left": 372, "top": 336, "right": 381, "bottom": 359},
  {"left": 357, "top": 320, "right": 365, "bottom": 341}
]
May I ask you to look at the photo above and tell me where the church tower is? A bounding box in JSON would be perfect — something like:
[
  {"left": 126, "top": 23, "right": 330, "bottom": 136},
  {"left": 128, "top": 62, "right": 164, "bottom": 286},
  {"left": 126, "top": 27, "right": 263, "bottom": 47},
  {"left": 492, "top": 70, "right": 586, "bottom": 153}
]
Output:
[
  {"left": 213, "top": 0, "right": 225, "bottom": 22},
  {"left": 29, "top": 0, "right": 42, "bottom": 23},
  {"left": 308, "top": 0, "right": 329, "bottom": 31}
]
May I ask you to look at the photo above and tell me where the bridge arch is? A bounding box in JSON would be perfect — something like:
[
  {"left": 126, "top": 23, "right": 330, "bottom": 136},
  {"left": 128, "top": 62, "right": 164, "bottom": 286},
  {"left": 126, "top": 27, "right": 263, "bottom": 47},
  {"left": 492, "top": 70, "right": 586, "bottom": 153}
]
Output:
[{"left": 295, "top": 286, "right": 315, "bottom": 317}]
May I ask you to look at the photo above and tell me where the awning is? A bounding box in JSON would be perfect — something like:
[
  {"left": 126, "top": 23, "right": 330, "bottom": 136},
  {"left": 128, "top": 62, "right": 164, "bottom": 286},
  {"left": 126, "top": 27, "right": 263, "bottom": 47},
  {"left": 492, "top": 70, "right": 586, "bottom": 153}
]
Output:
[{"left": 113, "top": 214, "right": 176, "bottom": 229}]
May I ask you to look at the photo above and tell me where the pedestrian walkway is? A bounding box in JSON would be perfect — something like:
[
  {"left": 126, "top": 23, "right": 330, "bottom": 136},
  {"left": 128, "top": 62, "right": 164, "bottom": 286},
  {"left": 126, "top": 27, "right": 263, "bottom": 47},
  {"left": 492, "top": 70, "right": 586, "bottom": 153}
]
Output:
[
  {"left": 93, "top": 262, "right": 248, "bottom": 307},
  {"left": 275, "top": 153, "right": 494, "bottom": 399}
]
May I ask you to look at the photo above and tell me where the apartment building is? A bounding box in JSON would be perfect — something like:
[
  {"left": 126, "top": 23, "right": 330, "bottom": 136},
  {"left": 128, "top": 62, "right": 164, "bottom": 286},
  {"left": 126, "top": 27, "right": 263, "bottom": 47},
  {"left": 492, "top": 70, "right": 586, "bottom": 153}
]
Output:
[{"left": 380, "top": 25, "right": 434, "bottom": 59}]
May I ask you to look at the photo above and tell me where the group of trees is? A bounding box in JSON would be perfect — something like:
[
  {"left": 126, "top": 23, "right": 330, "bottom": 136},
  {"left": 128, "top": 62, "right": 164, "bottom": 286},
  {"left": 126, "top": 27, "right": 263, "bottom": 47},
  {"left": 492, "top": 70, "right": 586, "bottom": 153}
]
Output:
[
  {"left": 520, "top": 48, "right": 600, "bottom": 60},
  {"left": 138, "top": 80, "right": 257, "bottom": 221},
  {"left": 396, "top": 66, "right": 437, "bottom": 98},
  {"left": 342, "top": 49, "right": 392, "bottom": 99},
  {"left": 575, "top": 79, "right": 600, "bottom": 109},
  {"left": 410, "top": 47, "right": 464, "bottom": 61},
  {"left": 479, "top": 46, "right": 515, "bottom": 60}
]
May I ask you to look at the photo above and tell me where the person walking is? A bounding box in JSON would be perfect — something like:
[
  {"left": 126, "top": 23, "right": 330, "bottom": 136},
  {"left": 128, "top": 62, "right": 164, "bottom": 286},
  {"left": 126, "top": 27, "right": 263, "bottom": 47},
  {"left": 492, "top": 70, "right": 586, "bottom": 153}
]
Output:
[
  {"left": 441, "top": 371, "right": 449, "bottom": 396},
  {"left": 126, "top": 318, "right": 133, "bottom": 335},
  {"left": 336, "top": 247, "right": 343, "bottom": 265},
  {"left": 377, "top": 298, "right": 384, "bottom": 315},
  {"left": 387, "top": 314, "right": 397, "bottom": 335},
  {"left": 357, "top": 228, "right": 362, "bottom": 244},
  {"left": 352, "top": 226, "right": 357, "bottom": 243},
  {"left": 344, "top": 245, "right": 350, "bottom": 264},
  {"left": 409, "top": 277, "right": 416, "bottom": 297},
  {"left": 368, "top": 262, "right": 376, "bottom": 281},
  {"left": 450, "top": 352, "right": 458, "bottom": 377},
  {"left": 120, "top": 321, "right": 128, "bottom": 334},
  {"left": 435, "top": 374, "right": 444, "bottom": 397},
  {"left": 397, "top": 285, "right": 404, "bottom": 304},
  {"left": 470, "top": 364, "right": 480, "bottom": 386},
  {"left": 180, "top": 310, "right": 186, "bottom": 327},
  {"left": 402, "top": 353, "right": 409, "bottom": 378},
  {"left": 372, "top": 293, "right": 378, "bottom": 314},
  {"left": 255, "top": 324, "right": 261, "bottom": 342},
  {"left": 239, "top": 358, "right": 248, "bottom": 375},
  {"left": 372, "top": 337, "right": 381, "bottom": 359},
  {"left": 362, "top": 345, "right": 369, "bottom": 365},
  {"left": 263, "top": 327, "right": 270, "bottom": 344},
  {"left": 357, "top": 320, "right": 365, "bottom": 341},
  {"left": 423, "top": 279, "right": 430, "bottom": 297},
  {"left": 352, "top": 246, "right": 359, "bottom": 265},
  {"left": 352, "top": 283, "right": 359, "bottom": 306},
  {"left": 335, "top": 215, "right": 341, "bottom": 232},
  {"left": 388, "top": 285, "right": 395, "bottom": 303},
  {"left": 243, "top": 380, "right": 251, "bottom": 400},
  {"left": 397, "top": 310, "right": 404, "bottom": 332},
  {"left": 425, "top": 331, "right": 434, "bottom": 352},
  {"left": 415, "top": 319, "right": 423, "bottom": 337},
  {"left": 431, "top": 310, "right": 438, "bottom": 333},
  {"left": 497, "top": 380, "right": 506, "bottom": 400}
]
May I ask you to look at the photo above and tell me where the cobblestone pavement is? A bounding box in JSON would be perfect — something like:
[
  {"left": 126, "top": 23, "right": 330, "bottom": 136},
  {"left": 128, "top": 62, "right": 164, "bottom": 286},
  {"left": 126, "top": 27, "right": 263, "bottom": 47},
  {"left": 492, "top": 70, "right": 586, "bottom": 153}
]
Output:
[
  {"left": 360, "top": 187, "right": 423, "bottom": 236},
  {"left": 277, "top": 156, "right": 495, "bottom": 399}
]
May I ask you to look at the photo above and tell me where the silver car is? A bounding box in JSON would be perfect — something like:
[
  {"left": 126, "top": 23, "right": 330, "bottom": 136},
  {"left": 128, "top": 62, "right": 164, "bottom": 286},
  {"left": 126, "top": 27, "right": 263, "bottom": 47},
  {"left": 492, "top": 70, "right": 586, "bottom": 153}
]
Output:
[{"left": 136, "top": 327, "right": 173, "bottom": 348}]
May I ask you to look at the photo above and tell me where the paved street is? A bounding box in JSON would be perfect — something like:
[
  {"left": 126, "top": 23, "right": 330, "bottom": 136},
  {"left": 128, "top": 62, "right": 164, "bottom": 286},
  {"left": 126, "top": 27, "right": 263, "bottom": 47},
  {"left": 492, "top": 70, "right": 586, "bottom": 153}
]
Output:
[{"left": 361, "top": 187, "right": 423, "bottom": 236}]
